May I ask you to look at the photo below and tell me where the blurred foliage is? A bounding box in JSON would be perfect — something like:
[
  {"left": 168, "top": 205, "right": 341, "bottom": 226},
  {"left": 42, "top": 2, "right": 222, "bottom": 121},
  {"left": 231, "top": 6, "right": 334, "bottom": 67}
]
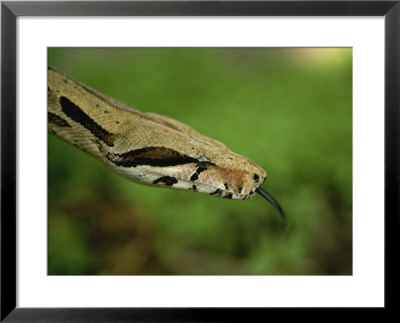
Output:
[{"left": 48, "top": 48, "right": 352, "bottom": 275}]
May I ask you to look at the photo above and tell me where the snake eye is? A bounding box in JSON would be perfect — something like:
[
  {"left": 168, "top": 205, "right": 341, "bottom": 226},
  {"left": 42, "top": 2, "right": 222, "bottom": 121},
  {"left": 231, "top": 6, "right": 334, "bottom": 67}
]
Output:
[{"left": 198, "top": 156, "right": 210, "bottom": 163}]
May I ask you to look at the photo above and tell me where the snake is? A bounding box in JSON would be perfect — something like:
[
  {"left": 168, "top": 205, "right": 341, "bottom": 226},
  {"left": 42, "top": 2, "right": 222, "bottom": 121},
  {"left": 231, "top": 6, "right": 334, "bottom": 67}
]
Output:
[{"left": 48, "top": 66, "right": 287, "bottom": 226}]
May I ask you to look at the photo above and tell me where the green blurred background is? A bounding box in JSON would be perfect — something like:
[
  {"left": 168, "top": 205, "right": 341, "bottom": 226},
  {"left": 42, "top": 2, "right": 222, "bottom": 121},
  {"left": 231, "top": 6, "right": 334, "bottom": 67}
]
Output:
[{"left": 48, "top": 48, "right": 352, "bottom": 275}]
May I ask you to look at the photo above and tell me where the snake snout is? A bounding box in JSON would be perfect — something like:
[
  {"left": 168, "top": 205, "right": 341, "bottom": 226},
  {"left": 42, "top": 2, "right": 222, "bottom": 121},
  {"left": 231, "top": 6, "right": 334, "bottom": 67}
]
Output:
[{"left": 210, "top": 167, "right": 266, "bottom": 200}]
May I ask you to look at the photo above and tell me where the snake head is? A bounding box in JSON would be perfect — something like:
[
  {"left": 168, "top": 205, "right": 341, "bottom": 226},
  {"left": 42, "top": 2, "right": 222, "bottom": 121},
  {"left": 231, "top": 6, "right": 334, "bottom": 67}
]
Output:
[
  {"left": 105, "top": 143, "right": 266, "bottom": 200},
  {"left": 102, "top": 110, "right": 267, "bottom": 200},
  {"left": 157, "top": 148, "right": 268, "bottom": 200}
]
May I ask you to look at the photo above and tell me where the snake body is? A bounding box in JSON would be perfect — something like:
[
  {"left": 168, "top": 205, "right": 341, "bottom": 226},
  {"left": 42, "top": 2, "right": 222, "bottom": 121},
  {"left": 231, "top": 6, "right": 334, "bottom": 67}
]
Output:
[{"left": 48, "top": 66, "right": 267, "bottom": 200}]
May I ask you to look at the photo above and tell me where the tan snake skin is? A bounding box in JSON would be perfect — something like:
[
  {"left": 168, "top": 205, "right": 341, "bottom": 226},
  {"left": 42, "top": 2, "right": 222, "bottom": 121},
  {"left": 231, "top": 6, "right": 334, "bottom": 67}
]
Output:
[{"left": 48, "top": 66, "right": 267, "bottom": 200}]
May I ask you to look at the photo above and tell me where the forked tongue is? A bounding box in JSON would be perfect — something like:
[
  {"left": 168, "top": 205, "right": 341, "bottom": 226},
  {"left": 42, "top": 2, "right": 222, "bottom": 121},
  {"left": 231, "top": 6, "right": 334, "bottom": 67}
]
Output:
[{"left": 256, "top": 187, "right": 289, "bottom": 235}]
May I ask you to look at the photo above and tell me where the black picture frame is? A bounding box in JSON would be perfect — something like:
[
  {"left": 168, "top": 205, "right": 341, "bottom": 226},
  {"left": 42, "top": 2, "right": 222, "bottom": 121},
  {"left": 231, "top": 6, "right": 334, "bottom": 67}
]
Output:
[{"left": 1, "top": 0, "right": 398, "bottom": 321}]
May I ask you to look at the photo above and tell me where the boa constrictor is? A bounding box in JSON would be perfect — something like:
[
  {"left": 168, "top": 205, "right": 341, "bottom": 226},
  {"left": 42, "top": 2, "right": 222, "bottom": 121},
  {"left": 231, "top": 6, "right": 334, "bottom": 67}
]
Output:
[{"left": 48, "top": 66, "right": 287, "bottom": 224}]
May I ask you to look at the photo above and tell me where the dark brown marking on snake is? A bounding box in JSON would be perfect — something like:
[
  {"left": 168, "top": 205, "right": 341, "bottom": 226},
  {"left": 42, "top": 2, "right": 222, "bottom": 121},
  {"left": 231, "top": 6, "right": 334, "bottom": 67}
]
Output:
[
  {"left": 190, "top": 165, "right": 210, "bottom": 181},
  {"left": 153, "top": 176, "right": 178, "bottom": 186},
  {"left": 48, "top": 112, "right": 71, "bottom": 127},
  {"left": 224, "top": 183, "right": 229, "bottom": 189},
  {"left": 192, "top": 185, "right": 198, "bottom": 192},
  {"left": 253, "top": 173, "right": 259, "bottom": 182},
  {"left": 238, "top": 187, "right": 242, "bottom": 194},
  {"left": 210, "top": 189, "right": 222, "bottom": 196},
  {"left": 197, "top": 166, "right": 210, "bottom": 173},
  {"left": 223, "top": 193, "right": 233, "bottom": 199},
  {"left": 106, "top": 147, "right": 198, "bottom": 168},
  {"left": 190, "top": 172, "right": 199, "bottom": 181},
  {"left": 59, "top": 96, "right": 115, "bottom": 147}
]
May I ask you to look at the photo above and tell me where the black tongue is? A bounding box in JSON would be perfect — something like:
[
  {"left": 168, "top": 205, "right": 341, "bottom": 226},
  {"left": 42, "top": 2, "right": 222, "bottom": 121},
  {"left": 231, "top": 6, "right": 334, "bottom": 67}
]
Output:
[{"left": 256, "top": 187, "right": 289, "bottom": 235}]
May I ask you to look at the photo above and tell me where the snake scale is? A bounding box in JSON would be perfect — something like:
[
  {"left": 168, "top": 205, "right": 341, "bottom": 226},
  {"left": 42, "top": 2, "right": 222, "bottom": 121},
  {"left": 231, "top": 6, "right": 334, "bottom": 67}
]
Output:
[{"left": 48, "top": 66, "right": 287, "bottom": 224}]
